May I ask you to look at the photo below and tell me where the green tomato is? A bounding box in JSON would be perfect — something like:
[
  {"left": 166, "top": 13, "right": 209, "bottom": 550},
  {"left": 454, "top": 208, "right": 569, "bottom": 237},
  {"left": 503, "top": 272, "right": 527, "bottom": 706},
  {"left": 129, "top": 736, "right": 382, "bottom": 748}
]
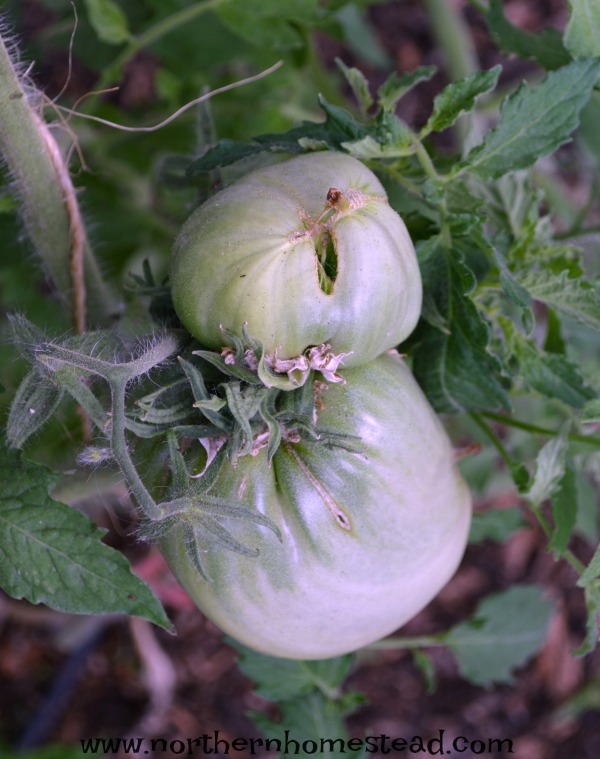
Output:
[
  {"left": 161, "top": 353, "right": 471, "bottom": 659},
  {"left": 170, "top": 152, "right": 422, "bottom": 366}
]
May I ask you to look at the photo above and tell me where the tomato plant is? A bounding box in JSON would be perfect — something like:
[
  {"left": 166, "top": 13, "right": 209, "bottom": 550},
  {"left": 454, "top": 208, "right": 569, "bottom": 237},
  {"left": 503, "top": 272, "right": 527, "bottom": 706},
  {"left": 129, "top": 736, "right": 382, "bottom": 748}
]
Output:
[{"left": 1, "top": 0, "right": 600, "bottom": 756}]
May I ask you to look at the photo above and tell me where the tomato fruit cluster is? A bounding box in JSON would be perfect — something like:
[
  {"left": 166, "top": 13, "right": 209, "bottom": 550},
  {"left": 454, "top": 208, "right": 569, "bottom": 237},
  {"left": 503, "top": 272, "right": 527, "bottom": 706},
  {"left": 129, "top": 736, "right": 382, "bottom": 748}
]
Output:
[{"left": 168, "top": 152, "right": 471, "bottom": 659}]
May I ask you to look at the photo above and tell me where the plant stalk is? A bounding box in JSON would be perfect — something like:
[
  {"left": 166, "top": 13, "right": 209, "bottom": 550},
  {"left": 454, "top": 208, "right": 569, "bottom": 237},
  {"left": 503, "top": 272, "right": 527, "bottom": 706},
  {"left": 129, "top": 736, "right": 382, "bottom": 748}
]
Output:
[
  {"left": 110, "top": 379, "right": 162, "bottom": 521},
  {"left": 481, "top": 411, "right": 600, "bottom": 449},
  {"left": 0, "top": 32, "right": 119, "bottom": 328}
]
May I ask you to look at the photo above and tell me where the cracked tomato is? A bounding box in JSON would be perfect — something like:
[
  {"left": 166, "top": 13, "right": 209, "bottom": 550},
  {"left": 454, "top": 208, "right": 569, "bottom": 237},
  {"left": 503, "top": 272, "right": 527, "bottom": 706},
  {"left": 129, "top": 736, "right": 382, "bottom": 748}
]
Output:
[{"left": 170, "top": 152, "right": 422, "bottom": 366}]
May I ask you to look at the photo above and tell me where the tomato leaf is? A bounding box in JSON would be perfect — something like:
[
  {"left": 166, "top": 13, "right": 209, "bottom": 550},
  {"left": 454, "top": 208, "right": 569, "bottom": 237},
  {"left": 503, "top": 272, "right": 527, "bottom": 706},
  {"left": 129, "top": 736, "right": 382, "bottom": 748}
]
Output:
[
  {"left": 0, "top": 447, "right": 172, "bottom": 629},
  {"left": 444, "top": 586, "right": 554, "bottom": 686},
  {"left": 573, "top": 587, "right": 600, "bottom": 656},
  {"left": 411, "top": 238, "right": 509, "bottom": 413},
  {"left": 377, "top": 66, "right": 437, "bottom": 112},
  {"left": 6, "top": 370, "right": 63, "bottom": 449},
  {"left": 513, "top": 334, "right": 596, "bottom": 409},
  {"left": 578, "top": 544, "right": 600, "bottom": 589},
  {"left": 581, "top": 399, "right": 600, "bottom": 423},
  {"left": 335, "top": 58, "right": 373, "bottom": 115},
  {"left": 216, "top": 5, "right": 305, "bottom": 51},
  {"left": 518, "top": 269, "right": 600, "bottom": 331},
  {"left": 251, "top": 690, "right": 365, "bottom": 759},
  {"left": 564, "top": 0, "right": 600, "bottom": 58},
  {"left": 550, "top": 465, "right": 578, "bottom": 558},
  {"left": 462, "top": 59, "right": 600, "bottom": 179},
  {"left": 422, "top": 66, "right": 501, "bottom": 134},
  {"left": 485, "top": 0, "right": 571, "bottom": 70},
  {"left": 188, "top": 97, "right": 373, "bottom": 173},
  {"left": 83, "top": 0, "right": 131, "bottom": 45},
  {"left": 524, "top": 428, "right": 569, "bottom": 508},
  {"left": 232, "top": 643, "right": 363, "bottom": 759},
  {"left": 233, "top": 642, "right": 354, "bottom": 701}
]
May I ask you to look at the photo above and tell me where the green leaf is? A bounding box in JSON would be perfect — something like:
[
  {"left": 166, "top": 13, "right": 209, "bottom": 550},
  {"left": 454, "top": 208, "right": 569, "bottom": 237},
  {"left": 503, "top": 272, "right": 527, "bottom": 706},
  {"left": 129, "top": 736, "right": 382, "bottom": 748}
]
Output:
[
  {"left": 251, "top": 690, "right": 365, "bottom": 759},
  {"left": 335, "top": 59, "right": 373, "bottom": 115},
  {"left": 0, "top": 447, "right": 171, "bottom": 629},
  {"left": 514, "top": 336, "right": 596, "bottom": 409},
  {"left": 519, "top": 269, "right": 600, "bottom": 330},
  {"left": 317, "top": 94, "right": 370, "bottom": 142},
  {"left": 220, "top": 0, "right": 320, "bottom": 24},
  {"left": 445, "top": 586, "right": 554, "bottom": 686},
  {"left": 479, "top": 233, "right": 531, "bottom": 308},
  {"left": 564, "top": 0, "right": 600, "bottom": 58},
  {"left": 377, "top": 66, "right": 437, "bottom": 112},
  {"left": 234, "top": 642, "right": 353, "bottom": 702},
  {"left": 525, "top": 428, "right": 569, "bottom": 508},
  {"left": 550, "top": 465, "right": 578, "bottom": 558},
  {"left": 579, "top": 92, "right": 600, "bottom": 165},
  {"left": 578, "top": 543, "right": 600, "bottom": 588},
  {"left": 462, "top": 59, "right": 600, "bottom": 179},
  {"left": 412, "top": 238, "right": 510, "bottom": 413},
  {"left": 573, "top": 586, "right": 600, "bottom": 655},
  {"left": 188, "top": 98, "right": 370, "bottom": 174},
  {"left": 581, "top": 399, "right": 600, "bottom": 423},
  {"left": 554, "top": 678, "right": 600, "bottom": 721},
  {"left": 422, "top": 66, "right": 501, "bottom": 134},
  {"left": 189, "top": 140, "right": 267, "bottom": 172},
  {"left": 6, "top": 371, "right": 63, "bottom": 449},
  {"left": 469, "top": 507, "right": 527, "bottom": 544},
  {"left": 216, "top": 0, "right": 319, "bottom": 50},
  {"left": 411, "top": 649, "right": 437, "bottom": 694},
  {"left": 83, "top": 0, "right": 131, "bottom": 45},
  {"left": 485, "top": 0, "right": 572, "bottom": 70}
]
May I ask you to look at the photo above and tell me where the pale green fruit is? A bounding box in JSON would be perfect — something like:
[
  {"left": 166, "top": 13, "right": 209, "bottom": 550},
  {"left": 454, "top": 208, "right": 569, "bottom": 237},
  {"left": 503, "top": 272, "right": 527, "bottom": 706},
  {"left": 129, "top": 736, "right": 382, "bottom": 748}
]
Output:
[
  {"left": 161, "top": 353, "right": 471, "bottom": 660},
  {"left": 171, "top": 152, "right": 422, "bottom": 366}
]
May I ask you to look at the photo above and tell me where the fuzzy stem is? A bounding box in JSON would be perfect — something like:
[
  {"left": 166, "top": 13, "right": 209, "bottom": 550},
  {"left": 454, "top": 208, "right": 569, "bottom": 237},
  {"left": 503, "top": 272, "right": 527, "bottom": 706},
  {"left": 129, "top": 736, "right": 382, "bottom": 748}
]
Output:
[
  {"left": 0, "top": 31, "right": 118, "bottom": 327},
  {"left": 469, "top": 412, "right": 514, "bottom": 468},
  {"left": 40, "top": 332, "right": 184, "bottom": 383},
  {"left": 110, "top": 379, "right": 163, "bottom": 521}
]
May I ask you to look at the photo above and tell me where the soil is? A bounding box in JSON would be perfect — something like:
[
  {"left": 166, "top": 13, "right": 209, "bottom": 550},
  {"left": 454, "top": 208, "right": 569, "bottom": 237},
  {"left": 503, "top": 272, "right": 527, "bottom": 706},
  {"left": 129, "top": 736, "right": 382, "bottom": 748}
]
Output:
[{"left": 1, "top": 2, "right": 598, "bottom": 758}]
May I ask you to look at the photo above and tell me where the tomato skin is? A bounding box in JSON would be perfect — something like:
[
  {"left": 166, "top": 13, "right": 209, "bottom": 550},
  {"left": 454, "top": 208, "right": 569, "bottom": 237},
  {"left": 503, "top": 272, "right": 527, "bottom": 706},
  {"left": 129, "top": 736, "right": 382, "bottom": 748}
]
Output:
[
  {"left": 170, "top": 152, "right": 422, "bottom": 366},
  {"left": 161, "top": 353, "right": 471, "bottom": 660}
]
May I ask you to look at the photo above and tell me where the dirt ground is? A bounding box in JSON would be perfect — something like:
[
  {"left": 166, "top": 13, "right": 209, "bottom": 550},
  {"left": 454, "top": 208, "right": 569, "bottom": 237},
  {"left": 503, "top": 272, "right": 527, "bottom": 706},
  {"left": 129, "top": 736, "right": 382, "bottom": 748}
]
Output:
[{"left": 1, "top": 2, "right": 599, "bottom": 758}]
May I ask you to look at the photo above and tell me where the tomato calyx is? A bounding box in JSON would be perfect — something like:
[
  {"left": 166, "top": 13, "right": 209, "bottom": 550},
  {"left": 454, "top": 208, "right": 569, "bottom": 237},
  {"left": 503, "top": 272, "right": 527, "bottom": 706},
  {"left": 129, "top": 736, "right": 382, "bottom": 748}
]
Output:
[
  {"left": 196, "top": 323, "right": 352, "bottom": 390},
  {"left": 171, "top": 326, "right": 364, "bottom": 470}
]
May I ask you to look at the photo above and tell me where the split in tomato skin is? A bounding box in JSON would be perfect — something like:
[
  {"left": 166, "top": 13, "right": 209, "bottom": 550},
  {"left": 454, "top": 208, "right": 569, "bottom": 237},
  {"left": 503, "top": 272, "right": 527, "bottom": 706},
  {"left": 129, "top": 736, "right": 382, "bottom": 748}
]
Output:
[
  {"left": 170, "top": 152, "right": 423, "bottom": 367},
  {"left": 161, "top": 353, "right": 471, "bottom": 660}
]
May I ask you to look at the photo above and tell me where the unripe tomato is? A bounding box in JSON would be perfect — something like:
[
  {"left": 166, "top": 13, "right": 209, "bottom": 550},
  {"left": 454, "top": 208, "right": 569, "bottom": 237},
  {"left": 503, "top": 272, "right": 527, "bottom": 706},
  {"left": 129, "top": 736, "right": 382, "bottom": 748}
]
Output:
[
  {"left": 161, "top": 353, "right": 471, "bottom": 659},
  {"left": 170, "top": 152, "right": 422, "bottom": 367}
]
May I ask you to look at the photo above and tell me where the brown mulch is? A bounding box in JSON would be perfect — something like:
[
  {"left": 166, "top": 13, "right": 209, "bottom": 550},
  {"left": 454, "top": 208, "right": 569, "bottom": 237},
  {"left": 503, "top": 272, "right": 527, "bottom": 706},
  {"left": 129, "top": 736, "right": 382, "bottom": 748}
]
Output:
[{"left": 1, "top": 522, "right": 599, "bottom": 758}]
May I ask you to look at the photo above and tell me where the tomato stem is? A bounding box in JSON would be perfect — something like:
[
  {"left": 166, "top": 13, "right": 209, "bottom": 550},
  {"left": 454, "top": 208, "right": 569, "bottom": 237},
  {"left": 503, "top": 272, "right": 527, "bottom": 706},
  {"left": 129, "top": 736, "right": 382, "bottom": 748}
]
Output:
[
  {"left": 368, "top": 634, "right": 446, "bottom": 650},
  {"left": 480, "top": 411, "right": 600, "bottom": 449}
]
